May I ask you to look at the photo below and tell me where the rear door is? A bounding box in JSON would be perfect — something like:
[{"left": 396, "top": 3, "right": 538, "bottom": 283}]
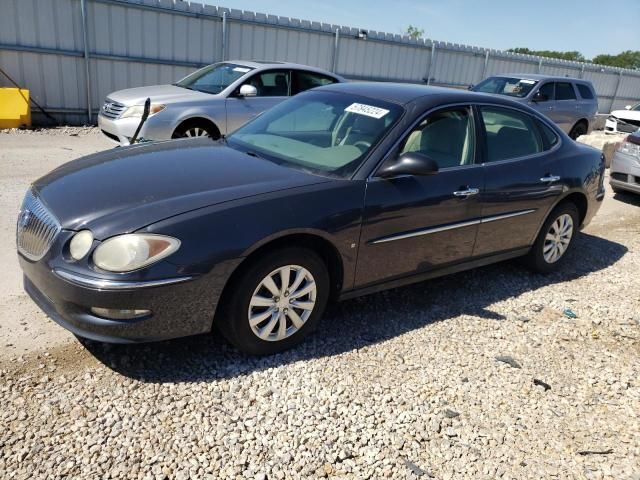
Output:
[
  {"left": 474, "top": 105, "right": 564, "bottom": 257},
  {"left": 225, "top": 69, "right": 291, "bottom": 133},
  {"left": 553, "top": 82, "right": 579, "bottom": 132}
]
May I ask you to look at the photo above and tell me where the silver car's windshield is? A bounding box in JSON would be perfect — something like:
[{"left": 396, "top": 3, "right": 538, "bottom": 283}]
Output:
[
  {"left": 473, "top": 76, "right": 539, "bottom": 98},
  {"left": 227, "top": 91, "right": 403, "bottom": 178},
  {"left": 175, "top": 63, "right": 254, "bottom": 94}
]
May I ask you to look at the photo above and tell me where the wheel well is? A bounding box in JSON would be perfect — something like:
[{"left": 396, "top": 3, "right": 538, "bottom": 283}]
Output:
[
  {"left": 561, "top": 192, "right": 588, "bottom": 225},
  {"left": 173, "top": 117, "right": 220, "bottom": 139},
  {"left": 215, "top": 234, "right": 344, "bottom": 318},
  {"left": 573, "top": 118, "right": 588, "bottom": 131}
]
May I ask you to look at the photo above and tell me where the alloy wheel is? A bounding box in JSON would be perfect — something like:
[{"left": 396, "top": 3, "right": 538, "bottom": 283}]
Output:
[
  {"left": 543, "top": 213, "right": 574, "bottom": 263},
  {"left": 184, "top": 127, "right": 210, "bottom": 137},
  {"left": 248, "top": 265, "right": 317, "bottom": 342}
]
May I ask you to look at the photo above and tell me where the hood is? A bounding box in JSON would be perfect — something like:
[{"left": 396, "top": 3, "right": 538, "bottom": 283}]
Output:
[
  {"left": 33, "top": 140, "right": 330, "bottom": 239},
  {"left": 611, "top": 109, "right": 640, "bottom": 121},
  {"left": 106, "top": 84, "right": 214, "bottom": 105}
]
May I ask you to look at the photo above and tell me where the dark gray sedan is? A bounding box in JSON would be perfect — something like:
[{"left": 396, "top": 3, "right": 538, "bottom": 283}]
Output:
[{"left": 18, "top": 83, "right": 605, "bottom": 355}]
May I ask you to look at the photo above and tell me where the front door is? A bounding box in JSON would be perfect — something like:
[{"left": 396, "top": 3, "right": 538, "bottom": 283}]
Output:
[
  {"left": 474, "top": 105, "right": 564, "bottom": 257},
  {"left": 225, "top": 69, "right": 290, "bottom": 134},
  {"left": 355, "top": 106, "right": 483, "bottom": 287}
]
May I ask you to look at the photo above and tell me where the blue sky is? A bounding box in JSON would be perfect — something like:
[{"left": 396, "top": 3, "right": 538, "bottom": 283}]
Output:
[{"left": 205, "top": 0, "right": 639, "bottom": 58}]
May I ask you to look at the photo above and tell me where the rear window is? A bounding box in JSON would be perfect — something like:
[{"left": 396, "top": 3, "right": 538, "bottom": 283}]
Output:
[
  {"left": 536, "top": 120, "right": 559, "bottom": 149},
  {"left": 556, "top": 82, "right": 577, "bottom": 101},
  {"left": 576, "top": 84, "right": 594, "bottom": 99}
]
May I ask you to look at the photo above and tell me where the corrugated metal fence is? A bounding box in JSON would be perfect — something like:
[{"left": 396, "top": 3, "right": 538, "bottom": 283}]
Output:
[{"left": 1, "top": 0, "right": 639, "bottom": 125}]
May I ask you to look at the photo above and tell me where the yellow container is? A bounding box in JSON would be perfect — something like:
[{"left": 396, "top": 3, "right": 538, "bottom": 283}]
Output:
[{"left": 0, "top": 88, "right": 32, "bottom": 129}]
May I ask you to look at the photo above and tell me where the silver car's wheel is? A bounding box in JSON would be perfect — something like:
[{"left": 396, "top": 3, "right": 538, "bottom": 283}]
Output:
[
  {"left": 543, "top": 213, "right": 574, "bottom": 264},
  {"left": 184, "top": 127, "right": 209, "bottom": 138},
  {"left": 248, "top": 265, "right": 317, "bottom": 342}
]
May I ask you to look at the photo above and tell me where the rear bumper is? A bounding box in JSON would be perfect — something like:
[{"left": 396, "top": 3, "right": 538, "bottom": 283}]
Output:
[{"left": 19, "top": 254, "right": 218, "bottom": 343}]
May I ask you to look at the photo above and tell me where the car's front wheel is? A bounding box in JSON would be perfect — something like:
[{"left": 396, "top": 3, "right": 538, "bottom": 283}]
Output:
[
  {"left": 217, "top": 248, "right": 330, "bottom": 355},
  {"left": 525, "top": 202, "right": 579, "bottom": 273}
]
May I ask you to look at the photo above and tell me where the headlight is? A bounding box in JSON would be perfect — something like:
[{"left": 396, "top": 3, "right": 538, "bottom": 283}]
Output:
[
  {"left": 120, "top": 104, "right": 166, "bottom": 119},
  {"left": 69, "top": 230, "right": 94, "bottom": 260},
  {"left": 93, "top": 234, "right": 180, "bottom": 272},
  {"left": 618, "top": 137, "right": 640, "bottom": 161}
]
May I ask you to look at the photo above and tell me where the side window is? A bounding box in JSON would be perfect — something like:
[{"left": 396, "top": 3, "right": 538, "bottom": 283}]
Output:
[
  {"left": 266, "top": 101, "right": 337, "bottom": 132},
  {"left": 480, "top": 107, "right": 543, "bottom": 162},
  {"left": 245, "top": 70, "right": 290, "bottom": 97},
  {"left": 555, "top": 82, "right": 577, "bottom": 101},
  {"left": 536, "top": 120, "right": 559, "bottom": 149},
  {"left": 538, "top": 82, "right": 555, "bottom": 100},
  {"left": 399, "top": 107, "right": 475, "bottom": 169},
  {"left": 291, "top": 71, "right": 337, "bottom": 95},
  {"left": 576, "top": 83, "right": 594, "bottom": 100}
]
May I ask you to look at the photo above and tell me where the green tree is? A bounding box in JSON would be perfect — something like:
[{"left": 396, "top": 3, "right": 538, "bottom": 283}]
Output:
[
  {"left": 507, "top": 48, "right": 586, "bottom": 62},
  {"left": 592, "top": 50, "right": 640, "bottom": 70},
  {"left": 406, "top": 25, "right": 425, "bottom": 40}
]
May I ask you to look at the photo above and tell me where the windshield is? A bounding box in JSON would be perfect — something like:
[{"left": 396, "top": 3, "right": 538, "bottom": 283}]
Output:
[
  {"left": 175, "top": 63, "right": 253, "bottom": 94},
  {"left": 473, "top": 76, "right": 539, "bottom": 98},
  {"left": 227, "top": 91, "right": 403, "bottom": 178}
]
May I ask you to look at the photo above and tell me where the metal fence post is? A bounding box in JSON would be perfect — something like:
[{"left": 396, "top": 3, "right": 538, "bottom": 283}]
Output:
[
  {"left": 537, "top": 58, "right": 543, "bottom": 73},
  {"left": 481, "top": 50, "right": 490, "bottom": 81},
  {"left": 611, "top": 71, "right": 624, "bottom": 111},
  {"left": 221, "top": 11, "right": 227, "bottom": 61},
  {"left": 580, "top": 64, "right": 585, "bottom": 79},
  {"left": 80, "top": 0, "right": 92, "bottom": 124},
  {"left": 426, "top": 43, "right": 436, "bottom": 85},
  {"left": 331, "top": 28, "right": 340, "bottom": 73}
]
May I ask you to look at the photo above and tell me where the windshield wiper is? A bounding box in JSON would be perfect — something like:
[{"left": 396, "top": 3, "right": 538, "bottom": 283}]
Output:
[
  {"left": 245, "top": 150, "right": 262, "bottom": 159},
  {"left": 172, "top": 83, "right": 194, "bottom": 91}
]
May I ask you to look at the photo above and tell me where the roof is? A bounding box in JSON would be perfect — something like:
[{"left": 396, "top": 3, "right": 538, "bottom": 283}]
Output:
[
  {"left": 496, "top": 73, "right": 592, "bottom": 83},
  {"left": 225, "top": 60, "right": 342, "bottom": 79},
  {"left": 320, "top": 81, "right": 512, "bottom": 106}
]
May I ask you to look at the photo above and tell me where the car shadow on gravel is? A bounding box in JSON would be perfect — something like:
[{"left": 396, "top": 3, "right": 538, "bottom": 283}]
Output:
[
  {"left": 613, "top": 191, "right": 640, "bottom": 207},
  {"left": 81, "top": 232, "right": 627, "bottom": 383}
]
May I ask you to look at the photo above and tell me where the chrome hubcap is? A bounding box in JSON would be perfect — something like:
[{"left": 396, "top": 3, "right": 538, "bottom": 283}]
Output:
[
  {"left": 184, "top": 127, "right": 209, "bottom": 137},
  {"left": 248, "top": 265, "right": 316, "bottom": 342},
  {"left": 543, "top": 213, "right": 574, "bottom": 263}
]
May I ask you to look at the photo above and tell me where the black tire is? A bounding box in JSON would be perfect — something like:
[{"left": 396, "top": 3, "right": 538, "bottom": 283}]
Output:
[
  {"left": 568, "top": 121, "right": 587, "bottom": 140},
  {"left": 525, "top": 202, "right": 580, "bottom": 273},
  {"left": 172, "top": 120, "right": 219, "bottom": 140},
  {"left": 217, "top": 248, "right": 330, "bottom": 355}
]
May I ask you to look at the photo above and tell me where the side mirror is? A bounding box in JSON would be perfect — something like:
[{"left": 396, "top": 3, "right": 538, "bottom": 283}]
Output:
[
  {"left": 377, "top": 152, "right": 439, "bottom": 178},
  {"left": 467, "top": 84, "right": 474, "bottom": 90},
  {"left": 238, "top": 84, "right": 258, "bottom": 97},
  {"left": 532, "top": 91, "right": 548, "bottom": 102},
  {"left": 625, "top": 105, "right": 632, "bottom": 110}
]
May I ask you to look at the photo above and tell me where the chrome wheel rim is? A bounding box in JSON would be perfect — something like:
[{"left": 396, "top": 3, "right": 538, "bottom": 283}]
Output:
[
  {"left": 248, "top": 265, "right": 317, "bottom": 342},
  {"left": 543, "top": 213, "right": 574, "bottom": 263},
  {"left": 184, "top": 127, "right": 209, "bottom": 137}
]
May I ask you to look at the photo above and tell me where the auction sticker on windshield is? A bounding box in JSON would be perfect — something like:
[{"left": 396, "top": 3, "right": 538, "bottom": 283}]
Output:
[
  {"left": 520, "top": 79, "right": 536, "bottom": 84},
  {"left": 345, "top": 103, "right": 389, "bottom": 119}
]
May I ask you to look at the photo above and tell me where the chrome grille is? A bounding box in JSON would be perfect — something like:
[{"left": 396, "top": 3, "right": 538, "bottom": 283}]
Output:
[
  {"left": 100, "top": 98, "right": 126, "bottom": 120},
  {"left": 16, "top": 190, "right": 61, "bottom": 261}
]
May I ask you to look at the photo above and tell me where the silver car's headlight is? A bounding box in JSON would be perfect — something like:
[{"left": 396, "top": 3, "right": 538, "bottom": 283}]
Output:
[
  {"left": 120, "top": 104, "right": 166, "bottom": 119},
  {"left": 93, "top": 234, "right": 180, "bottom": 272}
]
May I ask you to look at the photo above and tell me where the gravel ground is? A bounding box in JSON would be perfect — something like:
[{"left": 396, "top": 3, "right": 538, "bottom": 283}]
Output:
[{"left": 1, "top": 129, "right": 639, "bottom": 479}]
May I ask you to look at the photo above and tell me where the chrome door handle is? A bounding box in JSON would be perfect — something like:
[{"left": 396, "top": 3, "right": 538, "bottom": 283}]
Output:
[
  {"left": 540, "top": 175, "right": 560, "bottom": 183},
  {"left": 453, "top": 188, "right": 479, "bottom": 197}
]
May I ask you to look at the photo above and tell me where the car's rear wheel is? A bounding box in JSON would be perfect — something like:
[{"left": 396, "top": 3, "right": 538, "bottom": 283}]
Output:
[
  {"left": 172, "top": 120, "right": 219, "bottom": 140},
  {"left": 217, "top": 248, "right": 330, "bottom": 355},
  {"left": 568, "top": 121, "right": 587, "bottom": 140},
  {"left": 525, "top": 202, "right": 579, "bottom": 273}
]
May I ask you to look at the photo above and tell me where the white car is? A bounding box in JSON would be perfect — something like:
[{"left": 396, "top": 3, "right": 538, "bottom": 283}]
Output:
[{"left": 605, "top": 103, "right": 640, "bottom": 134}]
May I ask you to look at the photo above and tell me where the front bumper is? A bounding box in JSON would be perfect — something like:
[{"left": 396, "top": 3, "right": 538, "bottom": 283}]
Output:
[
  {"left": 19, "top": 250, "right": 219, "bottom": 343},
  {"left": 610, "top": 150, "right": 640, "bottom": 195},
  {"left": 605, "top": 117, "right": 639, "bottom": 134},
  {"left": 98, "top": 113, "right": 176, "bottom": 146}
]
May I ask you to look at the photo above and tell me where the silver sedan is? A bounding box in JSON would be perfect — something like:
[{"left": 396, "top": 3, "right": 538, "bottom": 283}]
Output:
[{"left": 98, "top": 61, "right": 343, "bottom": 145}]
